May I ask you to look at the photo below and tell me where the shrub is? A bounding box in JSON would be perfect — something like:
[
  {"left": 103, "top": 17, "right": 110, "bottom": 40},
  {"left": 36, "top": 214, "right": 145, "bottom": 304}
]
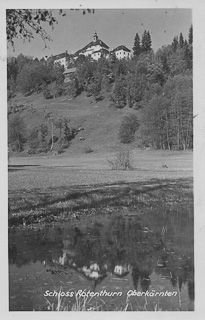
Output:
[
  {"left": 36, "top": 146, "right": 49, "bottom": 153},
  {"left": 84, "top": 146, "right": 94, "bottom": 153},
  {"left": 107, "top": 150, "right": 133, "bottom": 170},
  {"left": 119, "top": 113, "right": 140, "bottom": 144},
  {"left": 54, "top": 85, "right": 63, "bottom": 98},
  {"left": 43, "top": 88, "right": 53, "bottom": 99},
  {"left": 61, "top": 141, "right": 70, "bottom": 149}
]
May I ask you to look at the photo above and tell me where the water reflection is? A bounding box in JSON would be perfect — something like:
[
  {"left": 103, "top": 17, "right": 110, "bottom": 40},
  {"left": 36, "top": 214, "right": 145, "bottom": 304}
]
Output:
[{"left": 9, "top": 207, "right": 194, "bottom": 310}]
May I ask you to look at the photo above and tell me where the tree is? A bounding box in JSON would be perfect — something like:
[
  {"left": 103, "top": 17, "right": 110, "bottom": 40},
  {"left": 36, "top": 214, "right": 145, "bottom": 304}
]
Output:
[
  {"left": 7, "top": 56, "right": 18, "bottom": 97},
  {"left": 140, "top": 74, "right": 193, "bottom": 150},
  {"left": 44, "top": 113, "right": 55, "bottom": 151},
  {"left": 8, "top": 114, "right": 27, "bottom": 151},
  {"left": 146, "top": 62, "right": 165, "bottom": 86},
  {"left": 63, "top": 118, "right": 74, "bottom": 142},
  {"left": 171, "top": 36, "right": 178, "bottom": 52},
  {"left": 111, "top": 76, "right": 127, "bottom": 108},
  {"left": 39, "top": 124, "right": 48, "bottom": 145},
  {"left": 28, "top": 127, "right": 40, "bottom": 152},
  {"left": 16, "top": 53, "right": 32, "bottom": 72},
  {"left": 167, "top": 47, "right": 188, "bottom": 75},
  {"left": 179, "top": 33, "right": 184, "bottom": 48},
  {"left": 119, "top": 113, "right": 139, "bottom": 143},
  {"left": 188, "top": 25, "right": 193, "bottom": 45},
  {"left": 113, "top": 59, "right": 128, "bottom": 78},
  {"left": 133, "top": 33, "right": 141, "bottom": 56},
  {"left": 183, "top": 40, "right": 193, "bottom": 70},
  {"left": 7, "top": 9, "right": 94, "bottom": 48},
  {"left": 126, "top": 73, "right": 147, "bottom": 108},
  {"left": 155, "top": 46, "right": 172, "bottom": 74},
  {"left": 140, "top": 95, "right": 169, "bottom": 149},
  {"left": 87, "top": 71, "right": 102, "bottom": 100},
  {"left": 163, "top": 75, "right": 193, "bottom": 150},
  {"left": 76, "top": 57, "right": 97, "bottom": 91},
  {"left": 16, "top": 60, "right": 54, "bottom": 94},
  {"left": 55, "top": 117, "right": 64, "bottom": 141},
  {"left": 141, "top": 30, "right": 152, "bottom": 53},
  {"left": 7, "top": 9, "right": 59, "bottom": 48}
]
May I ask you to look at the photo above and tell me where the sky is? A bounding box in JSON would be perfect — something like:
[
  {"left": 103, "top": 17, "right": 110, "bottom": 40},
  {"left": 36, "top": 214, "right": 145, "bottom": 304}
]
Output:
[{"left": 7, "top": 8, "right": 192, "bottom": 59}]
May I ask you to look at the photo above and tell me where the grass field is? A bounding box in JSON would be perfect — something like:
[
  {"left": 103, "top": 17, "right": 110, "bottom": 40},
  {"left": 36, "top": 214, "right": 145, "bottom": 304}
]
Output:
[
  {"left": 8, "top": 149, "right": 193, "bottom": 226},
  {"left": 9, "top": 149, "right": 192, "bottom": 189}
]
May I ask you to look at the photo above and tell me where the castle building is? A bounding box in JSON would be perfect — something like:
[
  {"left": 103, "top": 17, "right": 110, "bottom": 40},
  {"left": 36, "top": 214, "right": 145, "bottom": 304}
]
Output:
[
  {"left": 73, "top": 31, "right": 110, "bottom": 61},
  {"left": 110, "top": 45, "right": 131, "bottom": 59},
  {"left": 52, "top": 31, "right": 131, "bottom": 67},
  {"left": 52, "top": 51, "right": 70, "bottom": 69}
]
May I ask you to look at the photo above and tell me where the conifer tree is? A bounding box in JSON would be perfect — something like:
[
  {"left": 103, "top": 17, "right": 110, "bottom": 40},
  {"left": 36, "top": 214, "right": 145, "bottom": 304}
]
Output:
[
  {"left": 146, "top": 31, "right": 152, "bottom": 52},
  {"left": 141, "top": 30, "right": 152, "bottom": 53},
  {"left": 133, "top": 32, "right": 141, "bottom": 56},
  {"left": 188, "top": 25, "right": 193, "bottom": 45},
  {"left": 172, "top": 36, "right": 178, "bottom": 51},
  {"left": 179, "top": 32, "right": 184, "bottom": 48}
]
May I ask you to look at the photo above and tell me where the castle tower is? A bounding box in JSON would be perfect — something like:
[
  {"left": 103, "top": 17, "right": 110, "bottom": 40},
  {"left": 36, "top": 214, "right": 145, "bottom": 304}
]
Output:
[{"left": 93, "top": 29, "right": 98, "bottom": 42}]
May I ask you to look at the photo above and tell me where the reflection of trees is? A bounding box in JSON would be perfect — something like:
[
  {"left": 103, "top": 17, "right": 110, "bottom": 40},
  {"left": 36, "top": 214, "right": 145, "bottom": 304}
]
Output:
[
  {"left": 9, "top": 211, "right": 194, "bottom": 300},
  {"left": 155, "top": 251, "right": 194, "bottom": 300},
  {"left": 9, "top": 228, "right": 64, "bottom": 267},
  {"left": 132, "top": 266, "right": 151, "bottom": 291}
]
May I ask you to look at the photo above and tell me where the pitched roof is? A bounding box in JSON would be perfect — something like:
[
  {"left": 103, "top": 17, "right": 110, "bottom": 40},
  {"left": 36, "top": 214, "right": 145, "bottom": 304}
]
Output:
[
  {"left": 112, "top": 45, "right": 131, "bottom": 53},
  {"left": 92, "top": 48, "right": 109, "bottom": 54},
  {"left": 74, "top": 39, "right": 109, "bottom": 56},
  {"left": 53, "top": 52, "right": 69, "bottom": 60}
]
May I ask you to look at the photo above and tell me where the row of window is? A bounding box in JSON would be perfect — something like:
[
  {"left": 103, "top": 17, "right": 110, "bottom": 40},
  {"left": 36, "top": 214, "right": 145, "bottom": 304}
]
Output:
[{"left": 116, "top": 51, "right": 129, "bottom": 56}]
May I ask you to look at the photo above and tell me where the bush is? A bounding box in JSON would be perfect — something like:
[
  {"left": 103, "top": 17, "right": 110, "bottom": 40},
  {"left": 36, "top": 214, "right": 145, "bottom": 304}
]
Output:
[
  {"left": 43, "top": 88, "right": 53, "bottom": 99},
  {"left": 84, "top": 146, "right": 94, "bottom": 153},
  {"left": 54, "top": 86, "right": 63, "bottom": 98},
  {"left": 61, "top": 141, "right": 70, "bottom": 149},
  {"left": 36, "top": 147, "right": 49, "bottom": 154},
  {"left": 119, "top": 113, "right": 140, "bottom": 144},
  {"left": 107, "top": 150, "right": 133, "bottom": 170}
]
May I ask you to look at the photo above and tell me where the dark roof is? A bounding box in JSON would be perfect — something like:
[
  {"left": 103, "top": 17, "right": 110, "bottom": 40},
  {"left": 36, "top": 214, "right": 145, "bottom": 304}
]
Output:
[
  {"left": 112, "top": 45, "right": 131, "bottom": 53},
  {"left": 63, "top": 67, "right": 77, "bottom": 74},
  {"left": 92, "top": 48, "right": 109, "bottom": 54},
  {"left": 53, "top": 52, "right": 69, "bottom": 60},
  {"left": 74, "top": 39, "right": 109, "bottom": 56}
]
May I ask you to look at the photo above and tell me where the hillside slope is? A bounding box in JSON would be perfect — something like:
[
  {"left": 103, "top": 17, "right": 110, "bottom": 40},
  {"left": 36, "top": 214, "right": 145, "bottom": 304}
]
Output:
[{"left": 9, "top": 91, "right": 139, "bottom": 155}]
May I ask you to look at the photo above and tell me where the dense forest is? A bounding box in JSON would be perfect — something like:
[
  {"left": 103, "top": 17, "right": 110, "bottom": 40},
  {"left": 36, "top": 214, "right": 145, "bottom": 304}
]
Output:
[{"left": 7, "top": 26, "right": 193, "bottom": 152}]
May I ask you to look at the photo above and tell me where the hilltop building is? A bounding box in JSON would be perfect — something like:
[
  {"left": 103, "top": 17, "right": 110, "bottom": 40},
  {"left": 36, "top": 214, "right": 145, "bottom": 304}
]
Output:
[
  {"left": 52, "top": 31, "right": 131, "bottom": 67},
  {"left": 73, "top": 31, "right": 110, "bottom": 60},
  {"left": 110, "top": 45, "right": 131, "bottom": 59},
  {"left": 52, "top": 51, "right": 69, "bottom": 69}
]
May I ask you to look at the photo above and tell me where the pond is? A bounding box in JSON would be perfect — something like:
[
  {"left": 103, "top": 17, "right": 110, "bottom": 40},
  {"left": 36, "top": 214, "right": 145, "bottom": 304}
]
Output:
[{"left": 9, "top": 205, "right": 194, "bottom": 311}]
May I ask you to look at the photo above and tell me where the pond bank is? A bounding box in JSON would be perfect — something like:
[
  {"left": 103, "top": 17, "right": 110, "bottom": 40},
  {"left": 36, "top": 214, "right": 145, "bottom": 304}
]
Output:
[{"left": 9, "top": 177, "right": 193, "bottom": 227}]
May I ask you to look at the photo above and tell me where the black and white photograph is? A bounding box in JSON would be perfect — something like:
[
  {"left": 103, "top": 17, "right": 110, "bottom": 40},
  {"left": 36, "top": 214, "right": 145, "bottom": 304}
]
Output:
[{"left": 2, "top": 0, "right": 205, "bottom": 316}]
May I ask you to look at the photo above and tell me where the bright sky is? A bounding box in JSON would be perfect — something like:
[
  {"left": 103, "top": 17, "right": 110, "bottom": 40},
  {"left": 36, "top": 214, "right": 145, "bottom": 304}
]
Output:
[{"left": 7, "top": 8, "right": 192, "bottom": 59}]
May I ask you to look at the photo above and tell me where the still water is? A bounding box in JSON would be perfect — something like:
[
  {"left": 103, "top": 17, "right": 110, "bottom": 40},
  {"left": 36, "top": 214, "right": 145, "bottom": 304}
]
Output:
[{"left": 9, "top": 206, "right": 194, "bottom": 311}]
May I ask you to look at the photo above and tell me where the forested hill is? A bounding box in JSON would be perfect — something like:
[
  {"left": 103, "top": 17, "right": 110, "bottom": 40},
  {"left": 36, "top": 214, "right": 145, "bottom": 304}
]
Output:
[{"left": 7, "top": 26, "right": 193, "bottom": 155}]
